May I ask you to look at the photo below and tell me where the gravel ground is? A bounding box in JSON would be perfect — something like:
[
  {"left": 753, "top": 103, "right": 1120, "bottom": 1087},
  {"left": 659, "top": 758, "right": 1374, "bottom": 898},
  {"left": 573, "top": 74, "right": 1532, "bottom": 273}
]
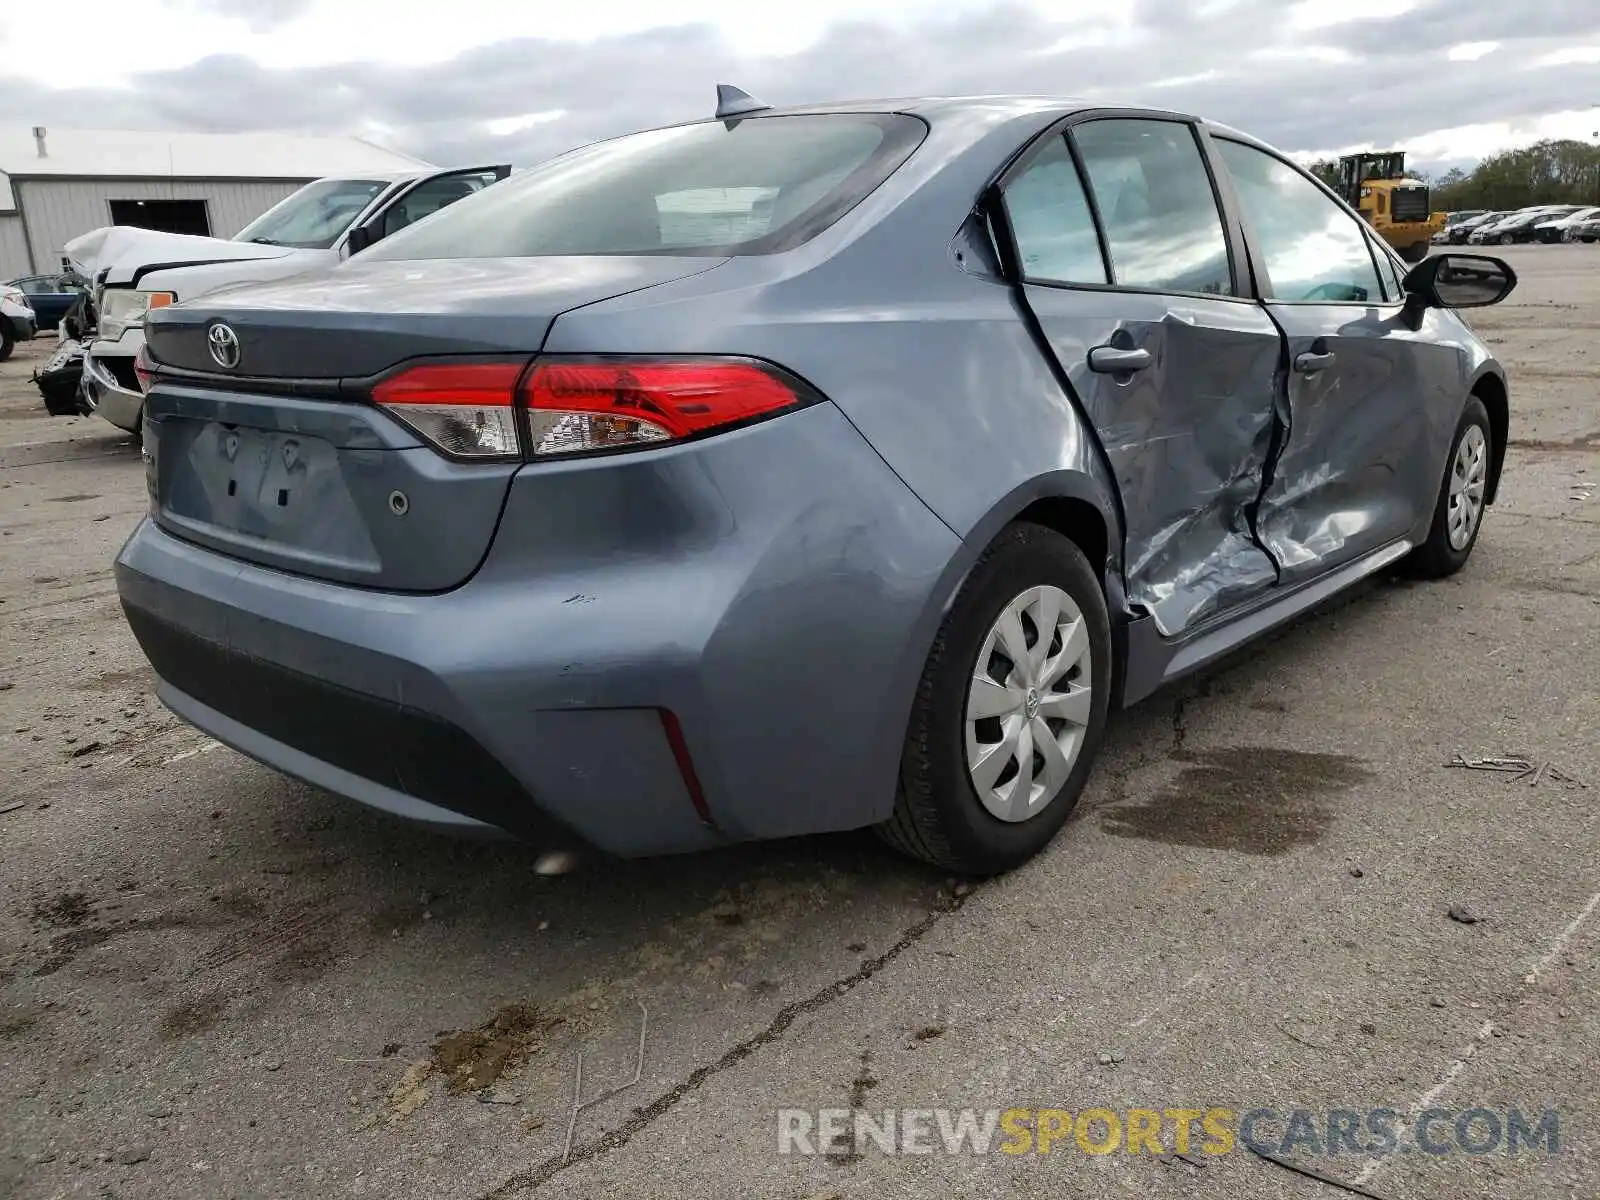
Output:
[{"left": 0, "top": 245, "right": 1596, "bottom": 1200}]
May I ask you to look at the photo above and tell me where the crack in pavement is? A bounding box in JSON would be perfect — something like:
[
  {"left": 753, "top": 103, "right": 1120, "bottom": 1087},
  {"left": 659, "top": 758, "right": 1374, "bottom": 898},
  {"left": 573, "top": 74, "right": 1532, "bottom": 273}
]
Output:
[{"left": 479, "top": 889, "right": 974, "bottom": 1197}]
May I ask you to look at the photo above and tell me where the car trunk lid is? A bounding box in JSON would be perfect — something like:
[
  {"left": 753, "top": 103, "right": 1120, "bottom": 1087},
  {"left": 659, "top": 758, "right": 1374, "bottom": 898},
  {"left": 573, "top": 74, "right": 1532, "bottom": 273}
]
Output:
[{"left": 141, "top": 255, "right": 725, "bottom": 592}]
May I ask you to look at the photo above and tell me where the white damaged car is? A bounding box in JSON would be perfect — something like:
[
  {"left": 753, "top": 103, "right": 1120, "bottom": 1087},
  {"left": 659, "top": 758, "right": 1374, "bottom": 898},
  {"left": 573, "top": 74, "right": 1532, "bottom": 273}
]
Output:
[{"left": 69, "top": 165, "right": 507, "bottom": 435}]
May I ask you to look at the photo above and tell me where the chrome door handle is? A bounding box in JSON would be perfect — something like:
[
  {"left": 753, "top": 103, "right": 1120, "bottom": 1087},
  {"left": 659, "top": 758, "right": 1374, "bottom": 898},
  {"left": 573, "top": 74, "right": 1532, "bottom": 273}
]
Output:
[
  {"left": 1294, "top": 350, "right": 1335, "bottom": 374},
  {"left": 1087, "top": 345, "right": 1152, "bottom": 373}
]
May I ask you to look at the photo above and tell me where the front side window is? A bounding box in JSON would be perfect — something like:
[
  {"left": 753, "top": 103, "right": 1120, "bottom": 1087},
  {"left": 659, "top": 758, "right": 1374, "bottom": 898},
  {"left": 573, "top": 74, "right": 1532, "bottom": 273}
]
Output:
[
  {"left": 1071, "top": 119, "right": 1233, "bottom": 296},
  {"left": 1372, "top": 238, "right": 1406, "bottom": 302},
  {"left": 364, "top": 114, "right": 925, "bottom": 260},
  {"left": 1218, "top": 140, "right": 1385, "bottom": 304},
  {"left": 1000, "top": 136, "right": 1107, "bottom": 285},
  {"left": 234, "top": 178, "right": 389, "bottom": 249}
]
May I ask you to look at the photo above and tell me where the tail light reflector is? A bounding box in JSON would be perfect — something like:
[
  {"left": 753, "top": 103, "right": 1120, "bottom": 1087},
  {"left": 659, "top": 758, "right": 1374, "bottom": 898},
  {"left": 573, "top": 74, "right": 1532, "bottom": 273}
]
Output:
[
  {"left": 658, "top": 709, "right": 713, "bottom": 826},
  {"left": 134, "top": 345, "right": 156, "bottom": 394},
  {"left": 373, "top": 361, "right": 524, "bottom": 459},
  {"left": 521, "top": 359, "right": 802, "bottom": 458}
]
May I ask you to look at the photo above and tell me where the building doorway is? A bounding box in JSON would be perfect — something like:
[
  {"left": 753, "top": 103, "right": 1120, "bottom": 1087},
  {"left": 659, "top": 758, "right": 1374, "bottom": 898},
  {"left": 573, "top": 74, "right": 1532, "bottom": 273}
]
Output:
[{"left": 107, "top": 199, "right": 211, "bottom": 237}]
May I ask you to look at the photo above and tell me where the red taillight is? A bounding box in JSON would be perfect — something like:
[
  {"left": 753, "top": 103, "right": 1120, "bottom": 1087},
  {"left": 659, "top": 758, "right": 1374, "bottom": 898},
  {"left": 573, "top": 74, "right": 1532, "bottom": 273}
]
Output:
[
  {"left": 521, "top": 359, "right": 802, "bottom": 458},
  {"left": 373, "top": 361, "right": 524, "bottom": 459},
  {"left": 372, "top": 357, "right": 805, "bottom": 461},
  {"left": 134, "top": 345, "right": 156, "bottom": 394}
]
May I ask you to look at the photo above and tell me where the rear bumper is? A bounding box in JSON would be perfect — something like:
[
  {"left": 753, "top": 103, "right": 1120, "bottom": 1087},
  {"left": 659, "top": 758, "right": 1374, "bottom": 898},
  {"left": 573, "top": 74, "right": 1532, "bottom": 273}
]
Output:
[
  {"left": 115, "top": 401, "right": 961, "bottom": 855},
  {"left": 159, "top": 683, "right": 509, "bottom": 838}
]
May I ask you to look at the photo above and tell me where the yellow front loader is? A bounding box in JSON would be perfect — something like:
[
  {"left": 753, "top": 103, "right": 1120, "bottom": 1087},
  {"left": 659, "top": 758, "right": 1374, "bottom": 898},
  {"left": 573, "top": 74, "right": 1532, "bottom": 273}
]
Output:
[{"left": 1335, "top": 151, "right": 1446, "bottom": 263}]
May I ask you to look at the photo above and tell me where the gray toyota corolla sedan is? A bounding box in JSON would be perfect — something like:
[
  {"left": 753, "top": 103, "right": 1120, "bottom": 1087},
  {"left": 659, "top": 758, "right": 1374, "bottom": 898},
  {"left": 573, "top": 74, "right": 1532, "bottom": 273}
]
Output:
[{"left": 116, "top": 92, "right": 1516, "bottom": 874}]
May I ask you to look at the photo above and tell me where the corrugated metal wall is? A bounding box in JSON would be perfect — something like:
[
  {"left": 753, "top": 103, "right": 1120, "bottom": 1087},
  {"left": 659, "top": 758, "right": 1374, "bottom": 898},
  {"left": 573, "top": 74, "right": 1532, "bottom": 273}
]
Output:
[
  {"left": 0, "top": 214, "right": 29, "bottom": 278},
  {"left": 14, "top": 178, "right": 307, "bottom": 275}
]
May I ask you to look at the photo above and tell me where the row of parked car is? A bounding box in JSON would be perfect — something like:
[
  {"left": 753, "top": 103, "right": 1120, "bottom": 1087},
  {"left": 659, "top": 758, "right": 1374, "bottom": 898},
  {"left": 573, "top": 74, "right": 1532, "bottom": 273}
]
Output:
[
  {"left": 1433, "top": 204, "right": 1600, "bottom": 246},
  {"left": 1, "top": 270, "right": 86, "bottom": 364}
]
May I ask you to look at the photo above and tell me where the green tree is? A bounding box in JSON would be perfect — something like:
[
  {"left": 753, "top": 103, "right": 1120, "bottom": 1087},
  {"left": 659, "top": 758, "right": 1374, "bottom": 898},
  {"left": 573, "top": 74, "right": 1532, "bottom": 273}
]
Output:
[
  {"left": 1430, "top": 140, "right": 1600, "bottom": 211},
  {"left": 1308, "top": 159, "right": 1340, "bottom": 190}
]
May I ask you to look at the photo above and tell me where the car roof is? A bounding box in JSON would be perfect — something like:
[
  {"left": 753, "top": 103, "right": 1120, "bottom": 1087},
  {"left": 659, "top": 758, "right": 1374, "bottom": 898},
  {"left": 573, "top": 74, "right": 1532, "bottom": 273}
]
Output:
[
  {"left": 677, "top": 95, "right": 1289, "bottom": 153},
  {"left": 748, "top": 95, "right": 1090, "bottom": 118}
]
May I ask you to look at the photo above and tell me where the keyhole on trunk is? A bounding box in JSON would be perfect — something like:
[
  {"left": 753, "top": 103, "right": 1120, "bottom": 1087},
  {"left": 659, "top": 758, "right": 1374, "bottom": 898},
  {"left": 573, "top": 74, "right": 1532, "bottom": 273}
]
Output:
[
  {"left": 389, "top": 490, "right": 409, "bottom": 516},
  {"left": 276, "top": 489, "right": 288, "bottom": 507}
]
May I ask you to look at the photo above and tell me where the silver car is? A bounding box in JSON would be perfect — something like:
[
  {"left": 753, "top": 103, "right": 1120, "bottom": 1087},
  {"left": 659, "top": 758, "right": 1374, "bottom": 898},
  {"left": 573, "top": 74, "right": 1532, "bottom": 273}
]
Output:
[{"left": 118, "top": 93, "right": 1516, "bottom": 874}]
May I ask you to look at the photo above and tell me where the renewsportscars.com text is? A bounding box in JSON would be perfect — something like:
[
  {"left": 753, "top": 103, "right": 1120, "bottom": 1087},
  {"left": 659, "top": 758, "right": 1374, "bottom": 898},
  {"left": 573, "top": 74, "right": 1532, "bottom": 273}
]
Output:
[{"left": 777, "top": 1106, "right": 1560, "bottom": 1158}]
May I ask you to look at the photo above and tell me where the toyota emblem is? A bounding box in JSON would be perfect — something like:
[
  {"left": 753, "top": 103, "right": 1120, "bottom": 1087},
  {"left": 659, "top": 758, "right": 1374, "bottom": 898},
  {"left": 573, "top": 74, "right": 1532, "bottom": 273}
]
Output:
[{"left": 207, "top": 323, "right": 241, "bottom": 369}]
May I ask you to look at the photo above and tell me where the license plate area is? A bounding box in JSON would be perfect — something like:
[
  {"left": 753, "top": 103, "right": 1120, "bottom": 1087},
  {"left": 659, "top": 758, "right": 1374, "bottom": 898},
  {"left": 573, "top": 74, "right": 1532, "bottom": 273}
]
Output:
[
  {"left": 148, "top": 395, "right": 519, "bottom": 591},
  {"left": 157, "top": 418, "right": 382, "bottom": 574},
  {"left": 202, "top": 423, "right": 335, "bottom": 525}
]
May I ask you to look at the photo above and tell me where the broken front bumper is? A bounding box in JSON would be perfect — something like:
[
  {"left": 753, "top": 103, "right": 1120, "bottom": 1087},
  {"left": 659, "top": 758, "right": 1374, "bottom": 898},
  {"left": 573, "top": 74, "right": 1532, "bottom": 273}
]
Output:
[{"left": 84, "top": 351, "right": 144, "bottom": 432}]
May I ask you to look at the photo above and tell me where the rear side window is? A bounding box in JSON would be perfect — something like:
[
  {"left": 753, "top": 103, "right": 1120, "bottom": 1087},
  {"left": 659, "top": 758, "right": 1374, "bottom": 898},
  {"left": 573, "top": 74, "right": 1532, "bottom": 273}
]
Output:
[
  {"left": 364, "top": 115, "right": 925, "bottom": 260},
  {"left": 1071, "top": 119, "right": 1234, "bottom": 296},
  {"left": 1000, "top": 136, "right": 1107, "bottom": 285},
  {"left": 1216, "top": 139, "right": 1383, "bottom": 304}
]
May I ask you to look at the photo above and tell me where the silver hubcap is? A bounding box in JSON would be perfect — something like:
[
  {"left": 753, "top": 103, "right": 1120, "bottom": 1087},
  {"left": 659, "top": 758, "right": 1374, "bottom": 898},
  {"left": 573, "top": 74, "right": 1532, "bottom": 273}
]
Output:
[
  {"left": 966, "top": 584, "right": 1094, "bottom": 823},
  {"left": 1447, "top": 425, "right": 1488, "bottom": 550}
]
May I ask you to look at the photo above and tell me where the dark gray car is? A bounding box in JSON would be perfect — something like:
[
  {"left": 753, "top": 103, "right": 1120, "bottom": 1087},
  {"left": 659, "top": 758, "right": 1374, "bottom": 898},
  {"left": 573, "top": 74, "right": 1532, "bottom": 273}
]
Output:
[{"left": 117, "top": 93, "right": 1516, "bottom": 875}]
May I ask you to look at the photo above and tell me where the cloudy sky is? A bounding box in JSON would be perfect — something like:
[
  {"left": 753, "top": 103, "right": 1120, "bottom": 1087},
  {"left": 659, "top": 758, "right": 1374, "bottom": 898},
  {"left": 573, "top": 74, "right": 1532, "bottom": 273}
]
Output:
[{"left": 1, "top": 0, "right": 1597, "bottom": 175}]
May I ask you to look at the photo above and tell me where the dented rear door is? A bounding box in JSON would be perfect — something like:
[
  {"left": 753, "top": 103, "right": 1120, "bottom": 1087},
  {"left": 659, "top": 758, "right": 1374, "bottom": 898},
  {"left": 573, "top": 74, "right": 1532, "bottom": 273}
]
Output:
[{"left": 1022, "top": 290, "right": 1284, "bottom": 635}]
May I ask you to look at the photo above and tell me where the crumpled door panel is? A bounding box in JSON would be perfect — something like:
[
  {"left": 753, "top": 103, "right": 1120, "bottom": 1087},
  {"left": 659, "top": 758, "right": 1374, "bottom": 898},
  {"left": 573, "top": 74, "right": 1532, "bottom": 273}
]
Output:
[
  {"left": 1023, "top": 289, "right": 1284, "bottom": 636},
  {"left": 1255, "top": 307, "right": 1449, "bottom": 581}
]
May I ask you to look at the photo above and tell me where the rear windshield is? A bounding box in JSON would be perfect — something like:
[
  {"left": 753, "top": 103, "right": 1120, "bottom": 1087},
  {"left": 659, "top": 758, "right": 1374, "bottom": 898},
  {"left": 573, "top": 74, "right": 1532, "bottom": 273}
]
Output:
[{"left": 363, "top": 114, "right": 926, "bottom": 260}]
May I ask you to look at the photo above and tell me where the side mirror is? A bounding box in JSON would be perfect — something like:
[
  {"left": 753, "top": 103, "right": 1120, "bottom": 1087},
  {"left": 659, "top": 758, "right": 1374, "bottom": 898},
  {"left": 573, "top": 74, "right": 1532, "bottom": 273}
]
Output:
[
  {"left": 345, "top": 224, "right": 379, "bottom": 256},
  {"left": 1403, "top": 253, "right": 1517, "bottom": 310}
]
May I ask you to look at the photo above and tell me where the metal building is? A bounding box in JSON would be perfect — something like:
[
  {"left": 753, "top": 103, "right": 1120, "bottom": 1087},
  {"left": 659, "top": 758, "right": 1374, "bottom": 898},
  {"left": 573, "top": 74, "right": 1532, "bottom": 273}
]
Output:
[{"left": 0, "top": 127, "right": 432, "bottom": 278}]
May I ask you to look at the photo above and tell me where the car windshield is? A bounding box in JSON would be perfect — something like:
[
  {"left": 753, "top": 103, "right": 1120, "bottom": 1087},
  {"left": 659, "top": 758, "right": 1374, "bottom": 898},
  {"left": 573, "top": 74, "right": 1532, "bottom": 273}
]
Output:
[
  {"left": 234, "top": 178, "right": 390, "bottom": 249},
  {"left": 362, "top": 114, "right": 926, "bottom": 260}
]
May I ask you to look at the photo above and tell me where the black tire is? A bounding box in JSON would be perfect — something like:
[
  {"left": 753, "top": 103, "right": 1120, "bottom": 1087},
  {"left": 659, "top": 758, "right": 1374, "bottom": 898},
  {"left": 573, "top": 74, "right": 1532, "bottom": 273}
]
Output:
[
  {"left": 1406, "top": 397, "right": 1492, "bottom": 579},
  {"left": 877, "top": 523, "right": 1112, "bottom": 875},
  {"left": 0, "top": 326, "right": 13, "bottom": 363},
  {"left": 1400, "top": 241, "right": 1429, "bottom": 264},
  {"left": 1498, "top": 233, "right": 1513, "bottom": 245}
]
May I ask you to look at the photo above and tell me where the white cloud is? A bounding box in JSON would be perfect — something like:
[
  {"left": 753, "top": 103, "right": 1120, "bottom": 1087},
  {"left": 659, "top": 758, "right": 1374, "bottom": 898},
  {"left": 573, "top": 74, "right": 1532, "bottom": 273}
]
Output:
[
  {"left": 1145, "top": 70, "right": 1228, "bottom": 90},
  {"left": 1446, "top": 41, "right": 1499, "bottom": 61},
  {"left": 1530, "top": 44, "right": 1600, "bottom": 66},
  {"left": 1305, "top": 107, "right": 1600, "bottom": 166},
  {"left": 0, "top": 0, "right": 1000, "bottom": 84},
  {"left": 485, "top": 111, "right": 567, "bottom": 137},
  {"left": 1249, "top": 45, "right": 1355, "bottom": 64},
  {"left": 1289, "top": 0, "right": 1420, "bottom": 31}
]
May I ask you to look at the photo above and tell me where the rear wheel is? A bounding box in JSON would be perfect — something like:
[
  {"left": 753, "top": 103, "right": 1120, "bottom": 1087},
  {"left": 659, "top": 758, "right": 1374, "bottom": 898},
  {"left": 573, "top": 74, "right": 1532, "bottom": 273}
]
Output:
[
  {"left": 1498, "top": 233, "right": 1513, "bottom": 245},
  {"left": 877, "top": 523, "right": 1111, "bottom": 875},
  {"left": 1400, "top": 241, "right": 1429, "bottom": 264},
  {"left": 1407, "top": 397, "right": 1492, "bottom": 579}
]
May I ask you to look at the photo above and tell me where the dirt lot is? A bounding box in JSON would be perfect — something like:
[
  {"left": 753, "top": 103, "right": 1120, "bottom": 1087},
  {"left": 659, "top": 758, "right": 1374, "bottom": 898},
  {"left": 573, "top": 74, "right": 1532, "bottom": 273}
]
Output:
[{"left": 0, "top": 247, "right": 1596, "bottom": 1200}]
